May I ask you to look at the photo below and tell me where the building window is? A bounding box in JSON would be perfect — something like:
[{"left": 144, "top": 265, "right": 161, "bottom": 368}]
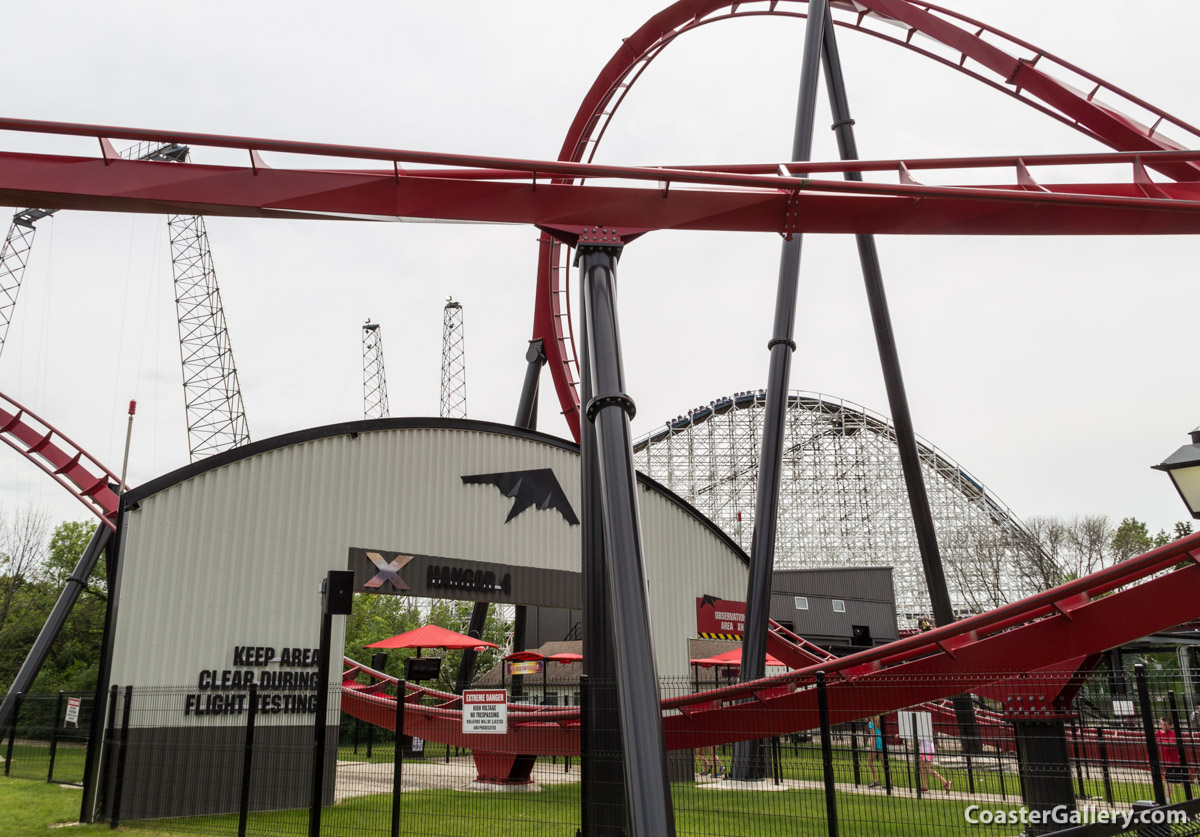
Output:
[
  {"left": 832, "top": 599, "right": 846, "bottom": 613},
  {"left": 794, "top": 596, "right": 809, "bottom": 610}
]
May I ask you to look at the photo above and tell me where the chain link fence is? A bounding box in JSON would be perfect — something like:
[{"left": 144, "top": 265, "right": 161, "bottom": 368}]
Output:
[{"left": 3, "top": 665, "right": 1199, "bottom": 836}]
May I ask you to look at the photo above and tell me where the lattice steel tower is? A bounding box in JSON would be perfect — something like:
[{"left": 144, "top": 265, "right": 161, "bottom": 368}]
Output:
[
  {"left": 362, "top": 321, "right": 390, "bottom": 419},
  {"left": 0, "top": 142, "right": 188, "bottom": 361},
  {"left": 168, "top": 151, "right": 251, "bottom": 460},
  {"left": 440, "top": 298, "right": 467, "bottom": 418}
]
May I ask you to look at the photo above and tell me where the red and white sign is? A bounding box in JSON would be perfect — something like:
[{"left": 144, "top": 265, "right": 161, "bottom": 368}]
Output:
[
  {"left": 65, "top": 697, "right": 81, "bottom": 726},
  {"left": 462, "top": 689, "right": 508, "bottom": 734},
  {"left": 696, "top": 597, "right": 746, "bottom": 636},
  {"left": 506, "top": 660, "right": 542, "bottom": 677}
]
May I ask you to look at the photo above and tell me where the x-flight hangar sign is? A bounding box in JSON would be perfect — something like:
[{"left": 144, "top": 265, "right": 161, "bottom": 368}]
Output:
[
  {"left": 346, "top": 465, "right": 583, "bottom": 608},
  {"left": 346, "top": 547, "right": 582, "bottom": 609}
]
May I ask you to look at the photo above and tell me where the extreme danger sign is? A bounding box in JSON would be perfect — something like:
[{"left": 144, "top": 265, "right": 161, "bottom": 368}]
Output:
[{"left": 462, "top": 690, "right": 508, "bottom": 734}]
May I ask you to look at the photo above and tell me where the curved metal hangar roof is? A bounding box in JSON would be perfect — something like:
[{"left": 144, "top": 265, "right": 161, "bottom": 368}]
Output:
[{"left": 109, "top": 418, "right": 750, "bottom": 687}]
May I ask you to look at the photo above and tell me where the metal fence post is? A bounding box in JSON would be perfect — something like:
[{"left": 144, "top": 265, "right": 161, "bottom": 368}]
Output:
[
  {"left": 850, "top": 721, "right": 861, "bottom": 786},
  {"left": 911, "top": 724, "right": 922, "bottom": 799},
  {"left": 996, "top": 747, "right": 1007, "bottom": 801},
  {"left": 1071, "top": 720, "right": 1086, "bottom": 798},
  {"left": 4, "top": 691, "right": 22, "bottom": 776},
  {"left": 238, "top": 683, "right": 258, "bottom": 837},
  {"left": 1168, "top": 690, "right": 1192, "bottom": 802},
  {"left": 48, "top": 691, "right": 64, "bottom": 783},
  {"left": 816, "top": 671, "right": 839, "bottom": 837},
  {"left": 391, "top": 679, "right": 406, "bottom": 837},
  {"left": 773, "top": 737, "right": 782, "bottom": 785},
  {"left": 1135, "top": 664, "right": 1166, "bottom": 805},
  {"left": 1095, "top": 727, "right": 1113, "bottom": 803},
  {"left": 109, "top": 686, "right": 133, "bottom": 830},
  {"left": 880, "top": 716, "right": 892, "bottom": 796},
  {"left": 98, "top": 685, "right": 118, "bottom": 818}
]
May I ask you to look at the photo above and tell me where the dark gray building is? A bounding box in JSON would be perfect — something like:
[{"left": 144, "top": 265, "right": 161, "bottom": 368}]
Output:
[
  {"left": 769, "top": 567, "right": 898, "bottom": 655},
  {"left": 526, "top": 567, "right": 898, "bottom": 661}
]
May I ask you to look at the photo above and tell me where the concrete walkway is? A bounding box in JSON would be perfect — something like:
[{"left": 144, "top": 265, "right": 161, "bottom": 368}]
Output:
[{"left": 335, "top": 756, "right": 579, "bottom": 801}]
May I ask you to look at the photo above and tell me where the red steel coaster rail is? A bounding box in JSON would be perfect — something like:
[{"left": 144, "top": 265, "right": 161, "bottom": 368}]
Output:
[
  {"left": 340, "top": 531, "right": 1200, "bottom": 780},
  {"left": 0, "top": 390, "right": 119, "bottom": 529},
  {"left": 535, "top": 0, "right": 1200, "bottom": 439}
]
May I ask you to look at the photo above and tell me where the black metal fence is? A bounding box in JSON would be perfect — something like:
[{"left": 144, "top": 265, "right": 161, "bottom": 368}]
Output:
[
  {"left": 4, "top": 666, "right": 1199, "bottom": 836},
  {"left": 1, "top": 691, "right": 93, "bottom": 786}
]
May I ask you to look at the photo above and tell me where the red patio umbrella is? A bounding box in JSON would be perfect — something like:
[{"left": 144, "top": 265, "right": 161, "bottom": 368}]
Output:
[
  {"left": 504, "top": 650, "right": 545, "bottom": 662},
  {"left": 365, "top": 624, "right": 498, "bottom": 654},
  {"left": 548, "top": 652, "right": 583, "bottom": 663},
  {"left": 690, "top": 648, "right": 785, "bottom": 668}
]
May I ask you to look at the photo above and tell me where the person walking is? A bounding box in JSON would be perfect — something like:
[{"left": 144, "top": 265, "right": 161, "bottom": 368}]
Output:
[
  {"left": 919, "top": 735, "right": 952, "bottom": 794},
  {"left": 1157, "top": 716, "right": 1189, "bottom": 803},
  {"left": 866, "top": 715, "right": 884, "bottom": 788}
]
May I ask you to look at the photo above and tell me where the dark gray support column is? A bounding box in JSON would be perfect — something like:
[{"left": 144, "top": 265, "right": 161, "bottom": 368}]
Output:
[
  {"left": 455, "top": 339, "right": 547, "bottom": 693},
  {"left": 81, "top": 525, "right": 121, "bottom": 824},
  {"left": 816, "top": 672, "right": 839, "bottom": 837},
  {"left": 818, "top": 3, "right": 953, "bottom": 633},
  {"left": 817, "top": 6, "right": 980, "bottom": 753},
  {"left": 454, "top": 603, "right": 490, "bottom": 694},
  {"left": 579, "top": 279, "right": 625, "bottom": 836},
  {"left": 0, "top": 525, "right": 111, "bottom": 733},
  {"left": 579, "top": 243, "right": 676, "bottom": 837},
  {"left": 515, "top": 338, "right": 545, "bottom": 430},
  {"left": 1011, "top": 718, "right": 1076, "bottom": 835},
  {"left": 736, "top": 0, "right": 829, "bottom": 783}
]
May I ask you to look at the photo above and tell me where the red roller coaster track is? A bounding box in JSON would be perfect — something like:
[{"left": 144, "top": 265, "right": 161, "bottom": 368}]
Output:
[
  {"left": 341, "top": 531, "right": 1200, "bottom": 781},
  {"left": 533, "top": 0, "right": 1200, "bottom": 439},
  {"left": 1, "top": 0, "right": 1198, "bottom": 789},
  {"left": 0, "top": 391, "right": 119, "bottom": 529}
]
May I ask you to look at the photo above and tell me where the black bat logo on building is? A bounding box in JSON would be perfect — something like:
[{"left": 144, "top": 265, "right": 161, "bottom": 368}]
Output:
[{"left": 461, "top": 468, "right": 579, "bottom": 525}]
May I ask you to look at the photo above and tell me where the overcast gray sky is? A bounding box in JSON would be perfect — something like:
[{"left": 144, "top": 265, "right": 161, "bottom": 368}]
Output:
[{"left": 1, "top": 1, "right": 1197, "bottom": 540}]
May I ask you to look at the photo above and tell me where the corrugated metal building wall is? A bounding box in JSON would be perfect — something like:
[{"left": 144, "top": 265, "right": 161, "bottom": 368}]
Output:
[{"left": 108, "top": 419, "right": 750, "bottom": 698}]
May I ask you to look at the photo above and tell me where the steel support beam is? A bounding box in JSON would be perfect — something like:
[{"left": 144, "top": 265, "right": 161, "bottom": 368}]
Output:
[
  {"left": 452, "top": 339, "right": 548, "bottom": 694},
  {"left": 818, "top": 5, "right": 979, "bottom": 751},
  {"left": 578, "top": 243, "right": 675, "bottom": 837},
  {"left": 0, "top": 525, "right": 111, "bottom": 734},
  {"left": 515, "top": 339, "right": 545, "bottom": 430},
  {"left": 579, "top": 264, "right": 625, "bottom": 836},
  {"left": 736, "top": 0, "right": 828, "bottom": 783},
  {"left": 453, "top": 602, "right": 490, "bottom": 694}
]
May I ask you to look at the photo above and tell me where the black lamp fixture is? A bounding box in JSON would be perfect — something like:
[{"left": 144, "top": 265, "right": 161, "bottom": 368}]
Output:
[{"left": 1152, "top": 426, "right": 1200, "bottom": 520}]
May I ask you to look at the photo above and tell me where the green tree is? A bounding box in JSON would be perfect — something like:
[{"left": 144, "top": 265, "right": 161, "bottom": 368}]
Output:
[
  {"left": 0, "top": 506, "right": 51, "bottom": 693},
  {"left": 0, "top": 515, "right": 108, "bottom": 695},
  {"left": 32, "top": 521, "right": 108, "bottom": 693},
  {"left": 1111, "top": 517, "right": 1153, "bottom": 562},
  {"left": 341, "top": 595, "right": 510, "bottom": 693}
]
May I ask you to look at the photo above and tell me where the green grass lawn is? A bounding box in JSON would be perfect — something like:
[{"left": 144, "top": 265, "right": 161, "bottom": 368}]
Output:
[
  {"left": 0, "top": 776, "right": 183, "bottom": 837},
  {"left": 769, "top": 738, "right": 1159, "bottom": 803},
  {"left": 2, "top": 740, "right": 89, "bottom": 785},
  {"left": 4, "top": 771, "right": 1027, "bottom": 837},
  {"left": 2, "top": 739, "right": 1169, "bottom": 837}
]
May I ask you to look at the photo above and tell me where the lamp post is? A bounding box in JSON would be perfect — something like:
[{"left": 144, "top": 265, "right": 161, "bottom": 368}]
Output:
[{"left": 1153, "top": 427, "right": 1200, "bottom": 520}]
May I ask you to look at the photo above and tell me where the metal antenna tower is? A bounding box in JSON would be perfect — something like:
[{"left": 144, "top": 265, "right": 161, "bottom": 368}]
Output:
[
  {"left": 0, "top": 142, "right": 188, "bottom": 361},
  {"left": 440, "top": 298, "right": 467, "bottom": 418},
  {"left": 167, "top": 149, "right": 251, "bottom": 460},
  {"left": 362, "top": 320, "right": 390, "bottom": 419}
]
